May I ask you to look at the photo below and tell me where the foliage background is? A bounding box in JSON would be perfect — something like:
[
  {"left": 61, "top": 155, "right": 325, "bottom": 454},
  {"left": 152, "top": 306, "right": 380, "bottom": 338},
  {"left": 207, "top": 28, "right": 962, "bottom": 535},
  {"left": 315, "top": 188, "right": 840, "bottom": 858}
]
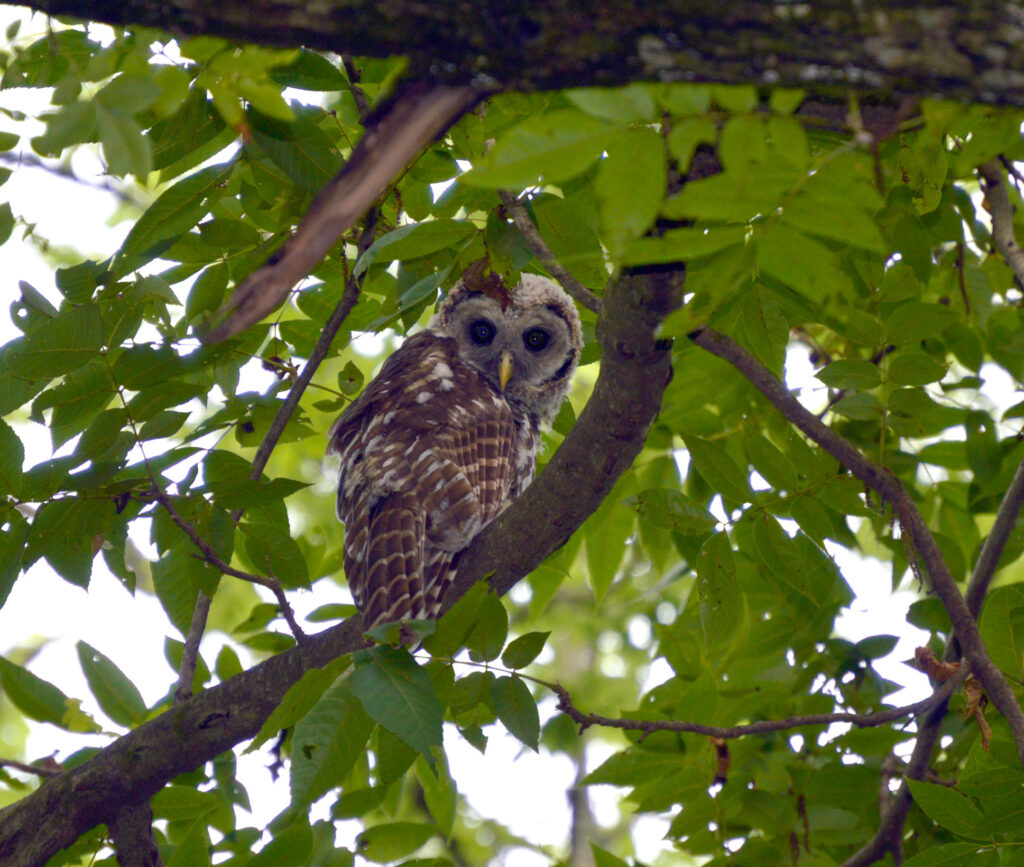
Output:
[{"left": 2, "top": 8, "right": 1024, "bottom": 867}]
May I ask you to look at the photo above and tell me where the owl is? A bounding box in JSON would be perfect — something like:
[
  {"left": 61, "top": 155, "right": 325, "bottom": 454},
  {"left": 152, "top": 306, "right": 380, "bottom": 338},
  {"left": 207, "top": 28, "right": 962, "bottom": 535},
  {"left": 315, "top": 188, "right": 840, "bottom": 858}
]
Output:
[{"left": 327, "top": 272, "right": 583, "bottom": 629}]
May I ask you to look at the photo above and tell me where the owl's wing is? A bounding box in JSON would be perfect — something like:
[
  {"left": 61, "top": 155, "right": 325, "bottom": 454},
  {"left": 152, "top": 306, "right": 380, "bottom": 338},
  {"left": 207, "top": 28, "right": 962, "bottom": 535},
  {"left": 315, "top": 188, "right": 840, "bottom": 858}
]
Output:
[{"left": 329, "top": 330, "right": 523, "bottom": 626}]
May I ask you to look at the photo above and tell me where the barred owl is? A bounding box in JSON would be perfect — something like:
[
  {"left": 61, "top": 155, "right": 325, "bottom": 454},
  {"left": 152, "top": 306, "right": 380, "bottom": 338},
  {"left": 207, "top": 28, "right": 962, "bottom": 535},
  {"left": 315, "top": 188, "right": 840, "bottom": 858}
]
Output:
[{"left": 328, "top": 273, "right": 582, "bottom": 628}]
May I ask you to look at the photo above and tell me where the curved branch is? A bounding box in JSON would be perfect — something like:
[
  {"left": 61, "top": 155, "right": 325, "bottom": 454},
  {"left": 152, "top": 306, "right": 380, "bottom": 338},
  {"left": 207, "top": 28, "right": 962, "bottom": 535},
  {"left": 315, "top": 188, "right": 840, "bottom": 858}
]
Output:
[
  {"left": 497, "top": 191, "right": 602, "bottom": 314},
  {"left": 690, "top": 326, "right": 1024, "bottom": 767},
  {"left": 980, "top": 160, "right": 1024, "bottom": 288},
  {"left": 0, "top": 267, "right": 681, "bottom": 867}
]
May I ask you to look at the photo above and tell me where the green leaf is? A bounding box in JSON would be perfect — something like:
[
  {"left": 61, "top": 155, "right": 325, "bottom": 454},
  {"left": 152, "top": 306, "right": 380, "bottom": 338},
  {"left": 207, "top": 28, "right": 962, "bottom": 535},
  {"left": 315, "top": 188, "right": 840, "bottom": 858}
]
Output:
[
  {"left": 115, "top": 162, "right": 232, "bottom": 275},
  {"left": 96, "top": 104, "right": 152, "bottom": 178},
  {"left": 979, "top": 585, "right": 1024, "bottom": 677},
  {"left": 0, "top": 418, "right": 24, "bottom": 496},
  {"left": 695, "top": 532, "right": 742, "bottom": 650},
  {"left": 247, "top": 818, "right": 314, "bottom": 867},
  {"left": 270, "top": 49, "right": 348, "bottom": 90},
  {"left": 465, "top": 592, "right": 508, "bottom": 663},
  {"left": 415, "top": 753, "right": 456, "bottom": 836},
  {"left": 884, "top": 301, "right": 958, "bottom": 346},
  {"left": 755, "top": 222, "right": 853, "bottom": 300},
  {"left": 151, "top": 786, "right": 219, "bottom": 821},
  {"left": 0, "top": 656, "right": 98, "bottom": 732},
  {"left": 565, "top": 84, "right": 656, "bottom": 122},
  {"left": 789, "top": 495, "right": 834, "bottom": 545},
  {"left": 356, "top": 822, "right": 435, "bottom": 863},
  {"left": 466, "top": 109, "right": 612, "bottom": 188},
  {"left": 623, "top": 488, "right": 717, "bottom": 535},
  {"left": 621, "top": 225, "right": 745, "bottom": 267},
  {"left": 683, "top": 436, "right": 753, "bottom": 504},
  {"left": 348, "top": 646, "right": 443, "bottom": 763},
  {"left": 248, "top": 109, "right": 342, "bottom": 192},
  {"left": 501, "top": 632, "right": 551, "bottom": 670},
  {"left": 889, "top": 352, "right": 948, "bottom": 385},
  {"left": 906, "top": 778, "right": 984, "bottom": 838},
  {"left": 0, "top": 655, "right": 70, "bottom": 725},
  {"left": 247, "top": 656, "right": 351, "bottom": 752},
  {"left": 595, "top": 127, "right": 665, "bottom": 256},
  {"left": 753, "top": 515, "right": 816, "bottom": 603},
  {"left": 816, "top": 359, "right": 882, "bottom": 390},
  {"left": 5, "top": 304, "right": 105, "bottom": 380},
  {"left": 491, "top": 675, "right": 540, "bottom": 751},
  {"left": 422, "top": 581, "right": 489, "bottom": 658},
  {"left": 666, "top": 117, "right": 717, "bottom": 172},
  {"left": 355, "top": 220, "right": 476, "bottom": 276},
  {"left": 902, "top": 845, "right": 996, "bottom": 867},
  {"left": 165, "top": 820, "right": 211, "bottom": 867},
  {"left": 76, "top": 641, "right": 147, "bottom": 727},
  {"left": 590, "top": 843, "right": 630, "bottom": 867},
  {"left": 36, "top": 361, "right": 114, "bottom": 449},
  {"left": 290, "top": 681, "right": 373, "bottom": 807},
  {"left": 242, "top": 521, "right": 310, "bottom": 587}
]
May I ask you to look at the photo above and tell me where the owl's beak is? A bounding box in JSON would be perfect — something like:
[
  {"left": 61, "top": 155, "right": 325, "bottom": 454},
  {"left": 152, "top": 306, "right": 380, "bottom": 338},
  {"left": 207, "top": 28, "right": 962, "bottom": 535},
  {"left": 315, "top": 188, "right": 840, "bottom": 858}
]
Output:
[{"left": 498, "top": 349, "right": 514, "bottom": 391}]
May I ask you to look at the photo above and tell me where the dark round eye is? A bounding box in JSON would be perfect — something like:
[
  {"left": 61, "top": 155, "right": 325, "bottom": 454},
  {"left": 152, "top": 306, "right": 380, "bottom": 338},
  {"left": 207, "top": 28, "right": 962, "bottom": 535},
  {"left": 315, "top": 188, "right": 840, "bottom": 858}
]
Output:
[
  {"left": 469, "top": 320, "right": 495, "bottom": 345},
  {"left": 523, "top": 328, "right": 549, "bottom": 351}
]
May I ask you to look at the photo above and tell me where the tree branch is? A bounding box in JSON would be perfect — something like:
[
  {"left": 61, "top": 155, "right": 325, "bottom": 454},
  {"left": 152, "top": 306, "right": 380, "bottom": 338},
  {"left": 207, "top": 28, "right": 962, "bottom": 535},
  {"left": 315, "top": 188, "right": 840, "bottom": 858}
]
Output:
[
  {"left": 497, "top": 191, "right": 602, "bottom": 314},
  {"left": 0, "top": 265, "right": 680, "bottom": 867},
  {"left": 690, "top": 326, "right": 1024, "bottom": 767},
  {"left": 108, "top": 802, "right": 163, "bottom": 867},
  {"left": 0, "top": 759, "right": 60, "bottom": 778},
  {"left": 979, "top": 159, "right": 1024, "bottom": 289},
  {"left": 149, "top": 485, "right": 306, "bottom": 644},
  {"left": 15, "top": 1, "right": 1024, "bottom": 103},
  {"left": 554, "top": 668, "right": 966, "bottom": 739}
]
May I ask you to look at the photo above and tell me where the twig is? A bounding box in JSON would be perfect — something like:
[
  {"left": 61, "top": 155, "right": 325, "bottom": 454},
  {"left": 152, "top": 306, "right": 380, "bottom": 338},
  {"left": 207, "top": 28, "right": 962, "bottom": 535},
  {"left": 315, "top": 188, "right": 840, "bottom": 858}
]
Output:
[
  {"left": 245, "top": 210, "right": 378, "bottom": 488},
  {"left": 341, "top": 55, "right": 369, "bottom": 119},
  {"left": 965, "top": 451, "right": 1024, "bottom": 616},
  {"left": 979, "top": 159, "right": 1024, "bottom": 289},
  {"left": 553, "top": 673, "right": 964, "bottom": 739},
  {"left": 173, "top": 593, "right": 211, "bottom": 705},
  {"left": 0, "top": 758, "right": 60, "bottom": 778},
  {"left": 497, "top": 190, "right": 603, "bottom": 314},
  {"left": 149, "top": 485, "right": 306, "bottom": 644},
  {"left": 690, "top": 326, "right": 1024, "bottom": 766}
]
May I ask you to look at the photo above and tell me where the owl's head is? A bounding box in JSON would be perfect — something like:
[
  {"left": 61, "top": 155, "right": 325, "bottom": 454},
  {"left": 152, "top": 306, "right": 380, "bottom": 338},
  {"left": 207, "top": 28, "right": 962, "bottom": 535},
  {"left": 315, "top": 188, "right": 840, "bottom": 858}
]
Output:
[{"left": 433, "top": 273, "right": 582, "bottom": 424}]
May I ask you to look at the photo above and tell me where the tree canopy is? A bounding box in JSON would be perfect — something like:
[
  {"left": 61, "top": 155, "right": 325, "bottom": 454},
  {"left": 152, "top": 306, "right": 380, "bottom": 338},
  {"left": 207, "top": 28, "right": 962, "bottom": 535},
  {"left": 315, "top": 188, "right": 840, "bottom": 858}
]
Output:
[{"left": 3, "top": 4, "right": 1024, "bottom": 867}]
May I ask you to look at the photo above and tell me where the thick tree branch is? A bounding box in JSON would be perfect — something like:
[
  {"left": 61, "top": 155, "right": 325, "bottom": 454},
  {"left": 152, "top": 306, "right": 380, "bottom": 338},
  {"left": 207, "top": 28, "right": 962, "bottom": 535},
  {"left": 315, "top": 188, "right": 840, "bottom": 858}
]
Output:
[
  {"left": 0, "top": 266, "right": 680, "bottom": 867},
  {"left": 15, "top": 1, "right": 1024, "bottom": 103},
  {"left": 690, "top": 326, "right": 1024, "bottom": 767},
  {"left": 108, "top": 802, "right": 163, "bottom": 867}
]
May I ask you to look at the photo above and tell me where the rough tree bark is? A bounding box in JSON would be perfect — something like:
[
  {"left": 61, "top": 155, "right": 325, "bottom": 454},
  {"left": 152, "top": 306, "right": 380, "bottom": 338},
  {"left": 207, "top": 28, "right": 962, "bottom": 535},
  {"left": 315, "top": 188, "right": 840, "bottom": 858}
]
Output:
[{"left": 15, "top": 0, "right": 1024, "bottom": 104}]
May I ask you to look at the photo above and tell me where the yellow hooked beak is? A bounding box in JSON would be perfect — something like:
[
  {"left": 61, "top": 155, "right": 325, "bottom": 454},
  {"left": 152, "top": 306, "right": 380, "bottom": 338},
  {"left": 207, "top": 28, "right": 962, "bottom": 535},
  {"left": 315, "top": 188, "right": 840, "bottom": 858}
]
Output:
[{"left": 498, "top": 349, "right": 514, "bottom": 392}]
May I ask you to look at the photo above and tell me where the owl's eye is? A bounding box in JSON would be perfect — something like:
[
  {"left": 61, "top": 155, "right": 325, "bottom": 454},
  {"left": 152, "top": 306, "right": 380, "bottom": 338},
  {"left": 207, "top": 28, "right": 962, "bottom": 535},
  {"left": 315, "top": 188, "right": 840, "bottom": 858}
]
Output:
[
  {"left": 523, "top": 328, "right": 549, "bottom": 351},
  {"left": 469, "top": 320, "right": 496, "bottom": 344}
]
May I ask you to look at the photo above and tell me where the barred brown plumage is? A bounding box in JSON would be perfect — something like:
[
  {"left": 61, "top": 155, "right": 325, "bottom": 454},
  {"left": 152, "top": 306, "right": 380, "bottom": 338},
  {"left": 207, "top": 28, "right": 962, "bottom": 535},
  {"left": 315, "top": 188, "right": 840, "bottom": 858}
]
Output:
[{"left": 328, "top": 272, "right": 582, "bottom": 629}]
